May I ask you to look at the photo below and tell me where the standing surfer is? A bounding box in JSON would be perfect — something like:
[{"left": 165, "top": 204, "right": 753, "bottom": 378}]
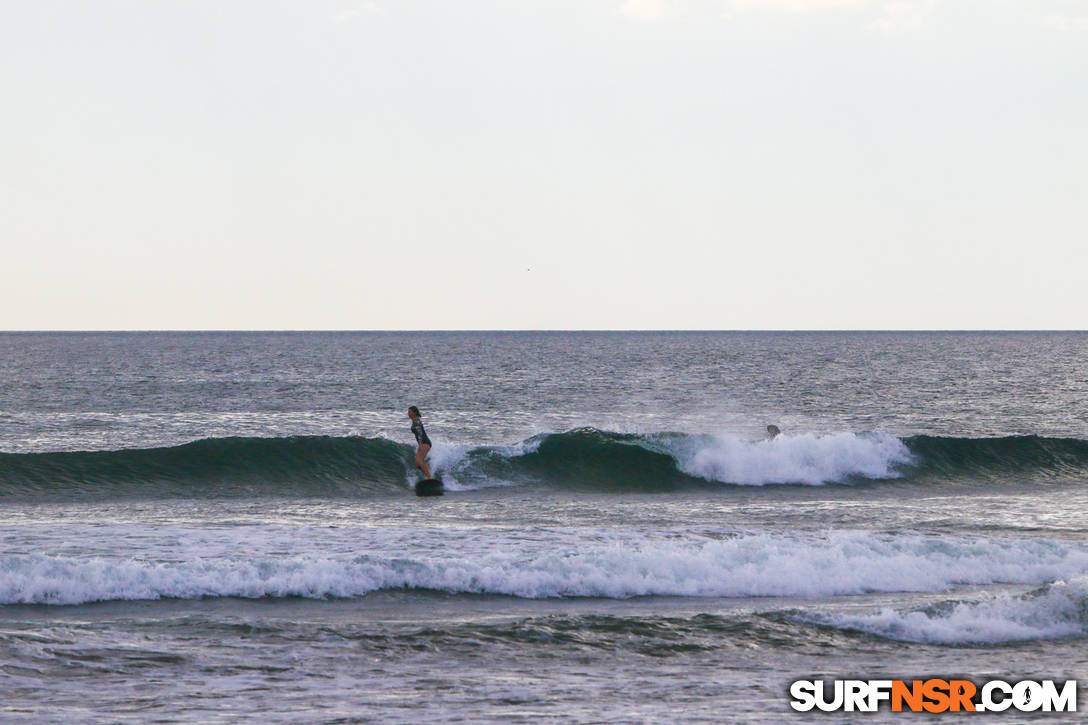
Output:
[{"left": 408, "top": 406, "right": 433, "bottom": 479}]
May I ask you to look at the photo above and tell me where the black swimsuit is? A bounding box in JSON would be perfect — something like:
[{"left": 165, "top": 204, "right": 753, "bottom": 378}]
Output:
[{"left": 411, "top": 419, "right": 431, "bottom": 447}]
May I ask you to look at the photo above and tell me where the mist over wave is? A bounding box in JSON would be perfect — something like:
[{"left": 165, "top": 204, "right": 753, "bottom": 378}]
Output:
[{"left": 670, "top": 432, "right": 912, "bottom": 486}]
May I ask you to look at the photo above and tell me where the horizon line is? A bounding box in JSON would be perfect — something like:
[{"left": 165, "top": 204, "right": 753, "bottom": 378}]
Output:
[{"left": 2, "top": 329, "right": 1086, "bottom": 334}]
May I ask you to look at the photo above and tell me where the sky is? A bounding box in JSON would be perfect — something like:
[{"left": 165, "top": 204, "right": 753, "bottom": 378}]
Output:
[{"left": 2, "top": 0, "right": 1086, "bottom": 330}]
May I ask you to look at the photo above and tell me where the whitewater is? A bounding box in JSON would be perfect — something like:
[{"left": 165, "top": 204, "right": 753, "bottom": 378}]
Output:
[{"left": 5, "top": 526, "right": 1088, "bottom": 605}]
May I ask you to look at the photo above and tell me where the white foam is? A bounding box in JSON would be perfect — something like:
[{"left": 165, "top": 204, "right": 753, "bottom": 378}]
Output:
[
  {"left": 3, "top": 530, "right": 1086, "bottom": 606},
  {"left": 667, "top": 432, "right": 914, "bottom": 485},
  {"left": 416, "top": 441, "right": 468, "bottom": 490},
  {"left": 817, "top": 576, "right": 1088, "bottom": 643},
  {"left": 427, "top": 438, "right": 543, "bottom": 491}
]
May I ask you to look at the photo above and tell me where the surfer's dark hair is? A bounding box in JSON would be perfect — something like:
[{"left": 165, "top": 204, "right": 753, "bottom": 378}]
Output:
[{"left": 408, "top": 405, "right": 421, "bottom": 417}]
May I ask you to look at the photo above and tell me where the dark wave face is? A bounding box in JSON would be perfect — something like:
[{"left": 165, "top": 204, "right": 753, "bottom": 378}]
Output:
[
  {"left": 2, "top": 429, "right": 1087, "bottom": 501},
  {"left": 0, "top": 436, "right": 414, "bottom": 499},
  {"left": 454, "top": 430, "right": 699, "bottom": 492},
  {"left": 903, "top": 434, "right": 1088, "bottom": 480}
]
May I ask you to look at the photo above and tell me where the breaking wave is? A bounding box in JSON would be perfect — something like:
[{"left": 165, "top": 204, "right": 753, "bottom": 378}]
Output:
[
  {"left": 813, "top": 576, "right": 1088, "bottom": 644},
  {"left": 1, "top": 429, "right": 1085, "bottom": 500},
  {"left": 3, "top": 531, "right": 1087, "bottom": 606}
]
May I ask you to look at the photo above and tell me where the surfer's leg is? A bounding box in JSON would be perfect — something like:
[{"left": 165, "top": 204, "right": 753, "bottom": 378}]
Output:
[{"left": 416, "top": 444, "right": 432, "bottom": 479}]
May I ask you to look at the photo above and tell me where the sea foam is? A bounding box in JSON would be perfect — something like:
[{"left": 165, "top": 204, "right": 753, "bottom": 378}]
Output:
[
  {"left": 667, "top": 432, "right": 914, "bottom": 486},
  {"left": 3, "top": 530, "right": 1086, "bottom": 606},
  {"left": 815, "top": 576, "right": 1088, "bottom": 643}
]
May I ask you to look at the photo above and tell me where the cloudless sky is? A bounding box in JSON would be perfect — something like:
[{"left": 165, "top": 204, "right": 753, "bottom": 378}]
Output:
[{"left": 3, "top": 0, "right": 1086, "bottom": 329}]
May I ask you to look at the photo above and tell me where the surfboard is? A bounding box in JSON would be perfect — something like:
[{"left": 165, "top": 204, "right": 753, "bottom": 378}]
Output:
[{"left": 415, "top": 478, "right": 444, "bottom": 497}]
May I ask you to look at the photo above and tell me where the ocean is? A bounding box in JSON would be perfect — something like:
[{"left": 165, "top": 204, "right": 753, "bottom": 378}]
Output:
[{"left": 1, "top": 331, "right": 1086, "bottom": 723}]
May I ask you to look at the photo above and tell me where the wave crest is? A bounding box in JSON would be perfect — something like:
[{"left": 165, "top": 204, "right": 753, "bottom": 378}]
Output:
[
  {"left": 2, "top": 429, "right": 1087, "bottom": 500},
  {"left": 0, "top": 436, "right": 413, "bottom": 499}
]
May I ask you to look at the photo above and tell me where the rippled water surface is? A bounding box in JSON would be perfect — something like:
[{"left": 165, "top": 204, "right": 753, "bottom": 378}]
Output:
[{"left": 1, "top": 332, "right": 1086, "bottom": 722}]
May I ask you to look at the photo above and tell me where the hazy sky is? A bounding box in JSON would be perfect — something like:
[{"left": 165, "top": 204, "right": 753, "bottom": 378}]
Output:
[{"left": 3, "top": 0, "right": 1085, "bottom": 329}]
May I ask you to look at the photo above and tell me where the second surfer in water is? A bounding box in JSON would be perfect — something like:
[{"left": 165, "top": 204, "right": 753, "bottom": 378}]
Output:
[{"left": 408, "top": 405, "right": 433, "bottom": 479}]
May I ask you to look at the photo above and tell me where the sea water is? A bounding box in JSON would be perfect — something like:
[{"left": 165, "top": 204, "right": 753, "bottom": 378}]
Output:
[{"left": 1, "top": 331, "right": 1086, "bottom": 722}]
